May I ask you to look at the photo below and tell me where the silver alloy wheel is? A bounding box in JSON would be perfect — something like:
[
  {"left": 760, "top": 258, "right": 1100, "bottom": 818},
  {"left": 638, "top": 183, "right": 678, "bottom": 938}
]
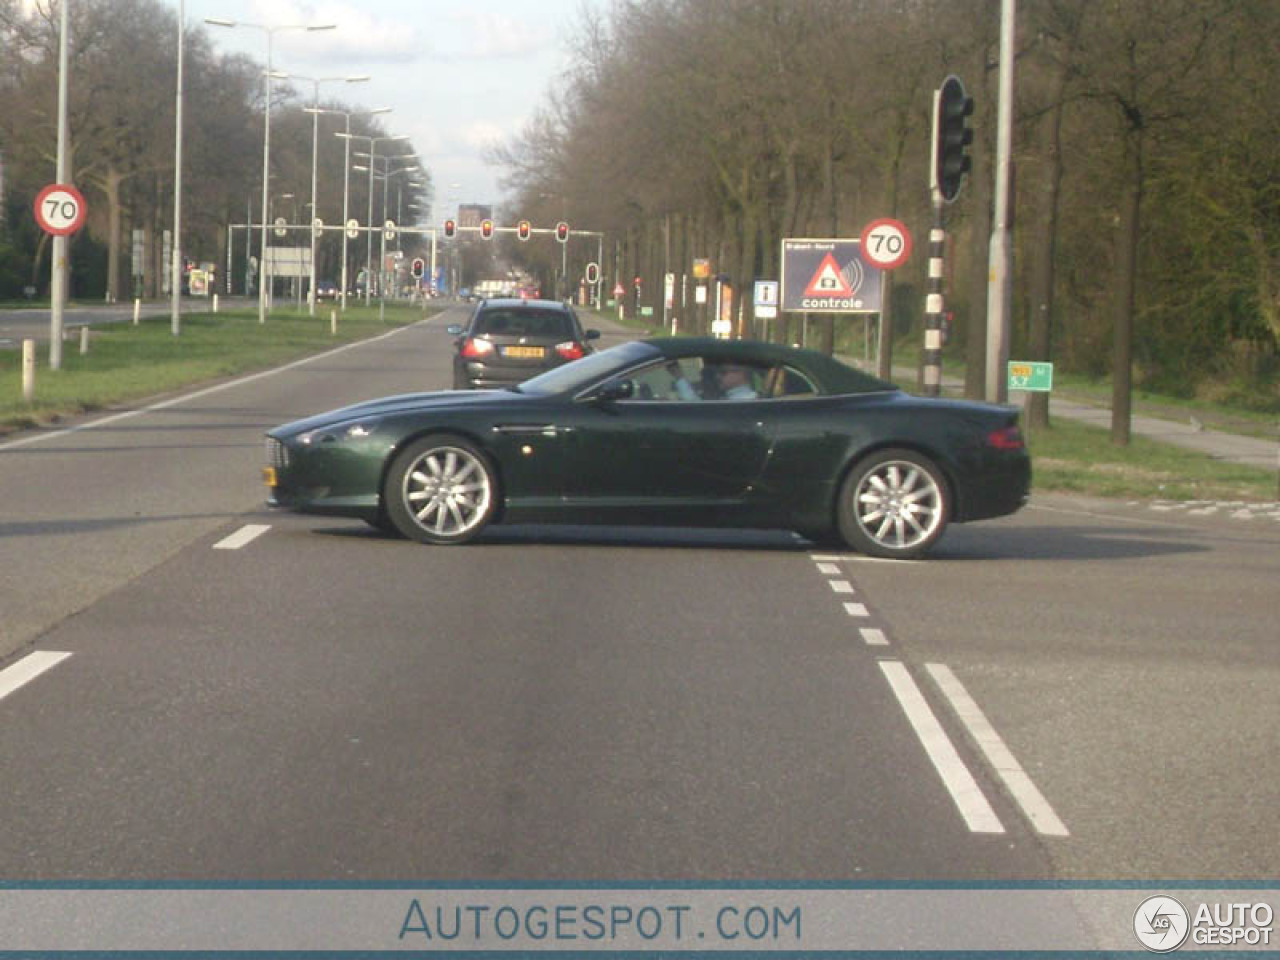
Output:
[
  {"left": 401, "top": 444, "right": 492, "bottom": 539},
  {"left": 852, "top": 458, "right": 944, "bottom": 552}
]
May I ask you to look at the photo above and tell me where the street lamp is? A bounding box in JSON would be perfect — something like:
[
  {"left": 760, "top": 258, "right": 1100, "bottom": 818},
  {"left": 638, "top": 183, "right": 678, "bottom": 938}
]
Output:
[
  {"left": 204, "top": 17, "right": 335, "bottom": 323},
  {"left": 306, "top": 107, "right": 390, "bottom": 310},
  {"left": 355, "top": 153, "right": 418, "bottom": 304},
  {"left": 338, "top": 133, "right": 409, "bottom": 304},
  {"left": 285, "top": 73, "right": 369, "bottom": 316}
]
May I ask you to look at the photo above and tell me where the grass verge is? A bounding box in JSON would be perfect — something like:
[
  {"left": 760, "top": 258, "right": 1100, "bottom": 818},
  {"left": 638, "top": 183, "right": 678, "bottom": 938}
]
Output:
[
  {"left": 1025, "top": 417, "right": 1276, "bottom": 501},
  {"left": 0, "top": 304, "right": 434, "bottom": 434}
]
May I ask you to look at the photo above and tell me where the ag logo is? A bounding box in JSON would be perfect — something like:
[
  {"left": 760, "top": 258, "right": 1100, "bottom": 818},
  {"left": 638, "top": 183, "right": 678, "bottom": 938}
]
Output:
[{"left": 1135, "top": 896, "right": 1190, "bottom": 953}]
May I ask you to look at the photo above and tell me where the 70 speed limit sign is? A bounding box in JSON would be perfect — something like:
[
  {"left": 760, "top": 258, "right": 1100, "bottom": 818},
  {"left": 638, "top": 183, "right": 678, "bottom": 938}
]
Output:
[
  {"left": 34, "top": 183, "right": 88, "bottom": 236},
  {"left": 859, "top": 217, "right": 913, "bottom": 271}
]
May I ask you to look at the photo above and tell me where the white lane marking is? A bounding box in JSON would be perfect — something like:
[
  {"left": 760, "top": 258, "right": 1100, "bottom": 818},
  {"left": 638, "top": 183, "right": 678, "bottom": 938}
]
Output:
[
  {"left": 810, "top": 554, "right": 844, "bottom": 563},
  {"left": 828, "top": 580, "right": 855, "bottom": 595},
  {"left": 0, "top": 651, "right": 72, "bottom": 703},
  {"left": 860, "top": 628, "right": 889, "bottom": 646},
  {"left": 213, "top": 524, "right": 272, "bottom": 550},
  {"left": 815, "top": 562, "right": 841, "bottom": 575},
  {"left": 0, "top": 323, "right": 419, "bottom": 452},
  {"left": 843, "top": 602, "right": 870, "bottom": 617},
  {"left": 926, "top": 663, "right": 1070, "bottom": 837},
  {"left": 878, "top": 660, "right": 1005, "bottom": 834}
]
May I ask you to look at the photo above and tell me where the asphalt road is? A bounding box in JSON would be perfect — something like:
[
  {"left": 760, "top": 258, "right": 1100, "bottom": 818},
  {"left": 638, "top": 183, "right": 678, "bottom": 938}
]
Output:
[{"left": 1, "top": 305, "right": 1277, "bottom": 882}]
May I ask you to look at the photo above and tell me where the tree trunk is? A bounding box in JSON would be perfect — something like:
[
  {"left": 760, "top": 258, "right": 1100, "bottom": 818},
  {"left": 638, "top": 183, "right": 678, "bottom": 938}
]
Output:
[
  {"left": 1025, "top": 65, "right": 1070, "bottom": 430},
  {"left": 104, "top": 168, "right": 124, "bottom": 303},
  {"left": 1111, "top": 129, "right": 1144, "bottom": 446}
]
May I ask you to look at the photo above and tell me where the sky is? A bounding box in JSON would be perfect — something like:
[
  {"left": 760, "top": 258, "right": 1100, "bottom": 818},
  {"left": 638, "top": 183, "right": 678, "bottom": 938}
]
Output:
[{"left": 163, "top": 0, "right": 602, "bottom": 220}]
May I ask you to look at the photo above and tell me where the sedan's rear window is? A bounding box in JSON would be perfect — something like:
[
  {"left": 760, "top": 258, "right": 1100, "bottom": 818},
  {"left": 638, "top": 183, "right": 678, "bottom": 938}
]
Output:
[{"left": 473, "top": 309, "right": 574, "bottom": 339}]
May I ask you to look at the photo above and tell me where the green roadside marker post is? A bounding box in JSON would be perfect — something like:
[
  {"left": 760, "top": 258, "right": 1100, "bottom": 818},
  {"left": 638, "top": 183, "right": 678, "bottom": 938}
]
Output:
[{"left": 1007, "top": 361, "right": 1053, "bottom": 392}]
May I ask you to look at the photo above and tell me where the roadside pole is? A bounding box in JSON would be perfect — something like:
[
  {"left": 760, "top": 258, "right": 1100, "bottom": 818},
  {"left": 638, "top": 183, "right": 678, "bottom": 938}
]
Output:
[{"left": 49, "top": 0, "right": 70, "bottom": 370}]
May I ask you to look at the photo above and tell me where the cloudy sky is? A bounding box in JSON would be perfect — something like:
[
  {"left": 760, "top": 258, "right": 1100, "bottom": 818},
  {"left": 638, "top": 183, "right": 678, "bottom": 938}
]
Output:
[{"left": 163, "top": 0, "right": 603, "bottom": 219}]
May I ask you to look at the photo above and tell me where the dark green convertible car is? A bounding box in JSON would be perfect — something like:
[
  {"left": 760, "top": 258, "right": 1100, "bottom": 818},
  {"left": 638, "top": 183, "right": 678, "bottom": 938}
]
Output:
[{"left": 264, "top": 338, "right": 1030, "bottom": 558}]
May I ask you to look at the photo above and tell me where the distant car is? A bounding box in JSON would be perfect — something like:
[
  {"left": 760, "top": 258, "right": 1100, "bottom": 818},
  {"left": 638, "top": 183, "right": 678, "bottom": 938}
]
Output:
[
  {"left": 448, "top": 297, "right": 601, "bottom": 390},
  {"left": 264, "top": 337, "right": 1031, "bottom": 558},
  {"left": 315, "top": 280, "right": 339, "bottom": 300}
]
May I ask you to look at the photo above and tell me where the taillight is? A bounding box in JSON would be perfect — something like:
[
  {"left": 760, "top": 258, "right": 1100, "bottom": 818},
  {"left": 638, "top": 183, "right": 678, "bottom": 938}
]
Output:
[
  {"left": 461, "top": 337, "right": 495, "bottom": 359},
  {"left": 986, "top": 425, "right": 1025, "bottom": 450},
  {"left": 555, "top": 341, "right": 585, "bottom": 361}
]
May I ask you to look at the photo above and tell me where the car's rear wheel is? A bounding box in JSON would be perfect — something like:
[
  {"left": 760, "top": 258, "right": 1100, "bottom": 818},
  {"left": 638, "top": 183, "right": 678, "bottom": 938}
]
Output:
[
  {"left": 384, "top": 435, "right": 497, "bottom": 544},
  {"left": 836, "top": 449, "right": 949, "bottom": 559}
]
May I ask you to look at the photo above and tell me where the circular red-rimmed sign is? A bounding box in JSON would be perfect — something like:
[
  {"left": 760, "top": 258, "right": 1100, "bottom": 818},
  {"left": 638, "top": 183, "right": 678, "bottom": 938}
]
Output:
[
  {"left": 34, "top": 183, "right": 88, "bottom": 236},
  {"left": 860, "top": 217, "right": 913, "bottom": 271}
]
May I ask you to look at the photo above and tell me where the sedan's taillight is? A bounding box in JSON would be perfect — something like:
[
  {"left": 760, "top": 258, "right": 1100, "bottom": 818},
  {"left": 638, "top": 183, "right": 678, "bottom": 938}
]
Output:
[
  {"left": 986, "top": 425, "right": 1025, "bottom": 450},
  {"left": 555, "top": 341, "right": 585, "bottom": 361},
  {"left": 461, "top": 337, "right": 495, "bottom": 359}
]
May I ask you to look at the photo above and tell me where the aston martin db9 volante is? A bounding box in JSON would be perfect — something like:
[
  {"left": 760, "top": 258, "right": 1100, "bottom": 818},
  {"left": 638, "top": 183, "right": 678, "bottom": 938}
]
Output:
[{"left": 264, "top": 338, "right": 1030, "bottom": 558}]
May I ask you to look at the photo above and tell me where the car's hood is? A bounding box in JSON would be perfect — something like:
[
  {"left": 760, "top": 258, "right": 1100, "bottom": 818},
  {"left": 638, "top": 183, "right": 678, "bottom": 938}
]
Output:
[{"left": 270, "top": 388, "right": 523, "bottom": 437}]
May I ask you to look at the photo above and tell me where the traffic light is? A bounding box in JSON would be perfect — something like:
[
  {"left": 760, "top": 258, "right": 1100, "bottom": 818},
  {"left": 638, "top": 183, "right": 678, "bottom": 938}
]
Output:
[
  {"left": 411, "top": 257, "right": 425, "bottom": 279},
  {"left": 443, "top": 218, "right": 456, "bottom": 239},
  {"left": 555, "top": 221, "right": 569, "bottom": 244},
  {"left": 517, "top": 219, "right": 531, "bottom": 241},
  {"left": 934, "top": 75, "right": 974, "bottom": 203},
  {"left": 480, "top": 219, "right": 494, "bottom": 239}
]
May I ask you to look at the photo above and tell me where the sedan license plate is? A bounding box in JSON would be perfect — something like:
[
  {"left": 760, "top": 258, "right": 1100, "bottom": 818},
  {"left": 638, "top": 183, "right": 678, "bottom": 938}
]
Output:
[{"left": 502, "top": 345, "right": 545, "bottom": 359}]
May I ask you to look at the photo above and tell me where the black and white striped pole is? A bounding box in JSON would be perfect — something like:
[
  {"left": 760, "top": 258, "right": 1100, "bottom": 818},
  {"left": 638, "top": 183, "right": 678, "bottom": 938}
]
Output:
[{"left": 925, "top": 76, "right": 974, "bottom": 398}]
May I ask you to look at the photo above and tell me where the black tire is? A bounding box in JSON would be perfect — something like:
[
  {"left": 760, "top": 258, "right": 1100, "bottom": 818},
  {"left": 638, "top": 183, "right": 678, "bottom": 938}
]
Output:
[
  {"left": 836, "top": 448, "right": 950, "bottom": 559},
  {"left": 383, "top": 434, "right": 497, "bottom": 544},
  {"left": 363, "top": 512, "right": 400, "bottom": 537}
]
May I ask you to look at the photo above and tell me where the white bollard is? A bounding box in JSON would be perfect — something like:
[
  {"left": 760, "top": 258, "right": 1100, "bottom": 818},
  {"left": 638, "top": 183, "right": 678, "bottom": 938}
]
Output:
[
  {"left": 22, "top": 339, "right": 35, "bottom": 402},
  {"left": 133, "top": 298, "right": 141, "bottom": 325},
  {"left": 212, "top": 293, "right": 219, "bottom": 313},
  {"left": 80, "top": 325, "right": 89, "bottom": 355},
  {"left": 330, "top": 309, "right": 337, "bottom": 335}
]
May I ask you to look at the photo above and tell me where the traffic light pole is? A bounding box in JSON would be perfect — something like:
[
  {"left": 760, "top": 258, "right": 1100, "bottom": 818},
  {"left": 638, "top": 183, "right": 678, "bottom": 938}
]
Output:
[
  {"left": 923, "top": 194, "right": 946, "bottom": 398},
  {"left": 925, "top": 75, "right": 973, "bottom": 399}
]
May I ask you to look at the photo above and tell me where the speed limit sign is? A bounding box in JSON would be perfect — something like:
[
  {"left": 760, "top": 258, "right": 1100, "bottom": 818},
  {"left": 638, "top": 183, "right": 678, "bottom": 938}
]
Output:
[
  {"left": 859, "top": 217, "right": 913, "bottom": 271},
  {"left": 34, "top": 183, "right": 87, "bottom": 236}
]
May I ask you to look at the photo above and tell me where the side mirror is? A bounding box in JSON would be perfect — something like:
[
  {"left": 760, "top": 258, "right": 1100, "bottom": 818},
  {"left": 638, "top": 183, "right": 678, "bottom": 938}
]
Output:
[
  {"left": 594, "top": 379, "right": 634, "bottom": 404},
  {"left": 445, "top": 324, "right": 463, "bottom": 335},
  {"left": 585, "top": 329, "right": 601, "bottom": 341}
]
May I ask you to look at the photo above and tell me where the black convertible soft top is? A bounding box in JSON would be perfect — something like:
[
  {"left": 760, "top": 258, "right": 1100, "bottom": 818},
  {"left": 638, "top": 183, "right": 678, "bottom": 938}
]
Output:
[{"left": 643, "top": 337, "right": 898, "bottom": 395}]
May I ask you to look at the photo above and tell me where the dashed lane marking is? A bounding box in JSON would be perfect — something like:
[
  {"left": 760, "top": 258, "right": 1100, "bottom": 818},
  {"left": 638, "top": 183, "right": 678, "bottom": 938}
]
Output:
[
  {"left": 213, "top": 524, "right": 272, "bottom": 550},
  {"left": 828, "top": 579, "right": 855, "bottom": 595},
  {"left": 0, "top": 651, "right": 72, "bottom": 704},
  {"left": 860, "top": 628, "right": 890, "bottom": 646}
]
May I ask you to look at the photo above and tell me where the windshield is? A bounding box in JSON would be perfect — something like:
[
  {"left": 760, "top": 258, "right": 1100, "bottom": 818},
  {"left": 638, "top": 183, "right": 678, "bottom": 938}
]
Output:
[{"left": 516, "top": 341, "right": 660, "bottom": 396}]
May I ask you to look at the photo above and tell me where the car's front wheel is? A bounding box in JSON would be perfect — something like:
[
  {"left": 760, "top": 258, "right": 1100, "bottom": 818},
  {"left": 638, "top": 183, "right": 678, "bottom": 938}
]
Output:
[
  {"left": 384, "top": 435, "right": 497, "bottom": 544},
  {"left": 836, "top": 449, "right": 949, "bottom": 559}
]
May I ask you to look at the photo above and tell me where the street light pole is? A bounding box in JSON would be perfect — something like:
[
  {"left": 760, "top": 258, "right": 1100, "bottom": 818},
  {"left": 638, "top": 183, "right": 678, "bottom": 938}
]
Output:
[
  {"left": 49, "top": 0, "right": 70, "bottom": 370},
  {"left": 204, "top": 18, "right": 334, "bottom": 324},
  {"left": 308, "top": 108, "right": 391, "bottom": 311},
  {"left": 340, "top": 133, "right": 409, "bottom": 304},
  {"left": 171, "top": 0, "right": 185, "bottom": 336},
  {"left": 289, "top": 75, "right": 368, "bottom": 316}
]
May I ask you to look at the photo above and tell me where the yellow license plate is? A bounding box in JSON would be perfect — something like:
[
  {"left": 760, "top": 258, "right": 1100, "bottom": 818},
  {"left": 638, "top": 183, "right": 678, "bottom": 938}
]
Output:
[
  {"left": 503, "top": 345, "right": 545, "bottom": 358},
  {"left": 262, "top": 466, "right": 278, "bottom": 487}
]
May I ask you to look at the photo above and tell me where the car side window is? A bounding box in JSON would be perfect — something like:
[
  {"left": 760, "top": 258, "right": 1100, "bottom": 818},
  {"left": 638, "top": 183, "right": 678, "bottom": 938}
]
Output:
[
  {"left": 613, "top": 358, "right": 769, "bottom": 402},
  {"left": 766, "top": 364, "right": 819, "bottom": 399}
]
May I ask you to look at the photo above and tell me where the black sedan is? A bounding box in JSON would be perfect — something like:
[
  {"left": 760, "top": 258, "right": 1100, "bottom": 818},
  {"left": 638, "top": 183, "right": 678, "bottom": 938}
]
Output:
[
  {"left": 448, "top": 297, "right": 600, "bottom": 389},
  {"left": 264, "top": 338, "right": 1030, "bottom": 558}
]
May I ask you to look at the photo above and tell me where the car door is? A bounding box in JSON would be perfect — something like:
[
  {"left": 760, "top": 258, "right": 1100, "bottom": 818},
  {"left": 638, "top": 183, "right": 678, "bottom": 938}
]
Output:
[{"left": 558, "top": 359, "right": 774, "bottom": 519}]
